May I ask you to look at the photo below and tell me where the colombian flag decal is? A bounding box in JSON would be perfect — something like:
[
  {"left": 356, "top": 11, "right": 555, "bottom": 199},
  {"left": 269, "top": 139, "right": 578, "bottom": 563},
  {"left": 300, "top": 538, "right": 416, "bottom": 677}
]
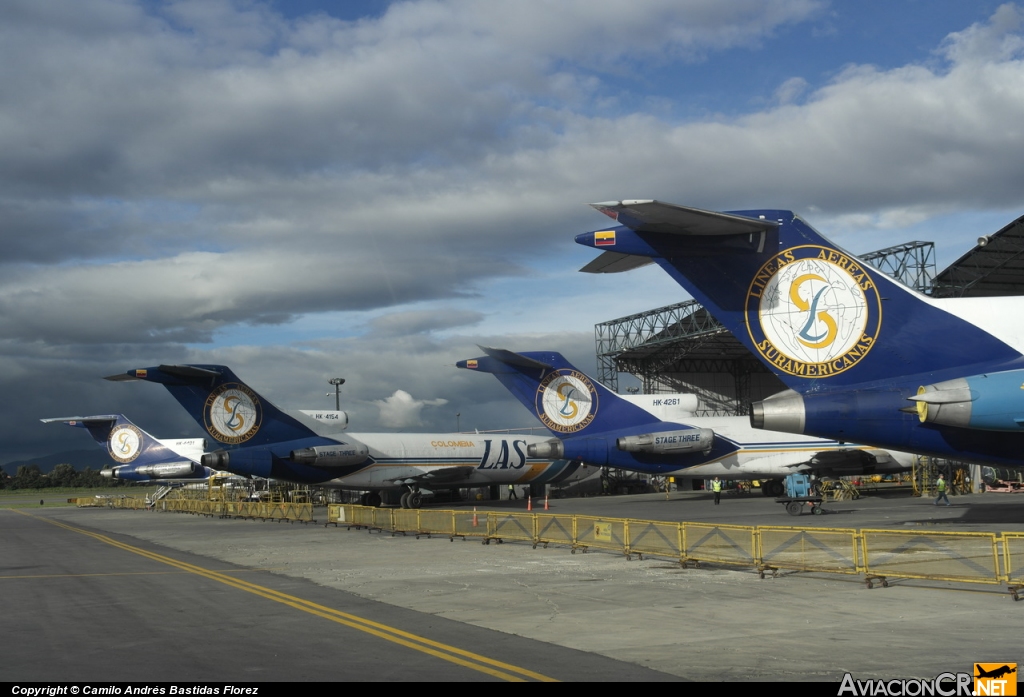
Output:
[
  {"left": 135, "top": 369, "right": 148, "bottom": 378},
  {"left": 466, "top": 360, "right": 478, "bottom": 369},
  {"left": 595, "top": 230, "right": 616, "bottom": 246}
]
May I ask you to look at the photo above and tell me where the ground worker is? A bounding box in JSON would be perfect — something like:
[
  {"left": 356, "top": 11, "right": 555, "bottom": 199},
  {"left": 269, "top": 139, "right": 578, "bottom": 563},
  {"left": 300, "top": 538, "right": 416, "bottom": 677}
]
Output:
[
  {"left": 712, "top": 476, "right": 723, "bottom": 505},
  {"left": 935, "top": 473, "right": 950, "bottom": 506}
]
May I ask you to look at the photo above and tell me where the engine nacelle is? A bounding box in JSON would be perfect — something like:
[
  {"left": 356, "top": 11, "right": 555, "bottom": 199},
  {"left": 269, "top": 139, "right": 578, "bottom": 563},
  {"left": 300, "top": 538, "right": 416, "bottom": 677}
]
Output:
[
  {"left": 290, "top": 443, "right": 369, "bottom": 467},
  {"left": 104, "top": 461, "right": 202, "bottom": 480},
  {"left": 616, "top": 428, "right": 714, "bottom": 454},
  {"left": 527, "top": 439, "right": 564, "bottom": 459},
  {"left": 910, "top": 369, "right": 1024, "bottom": 431},
  {"left": 132, "top": 462, "right": 201, "bottom": 479},
  {"left": 750, "top": 389, "right": 806, "bottom": 434}
]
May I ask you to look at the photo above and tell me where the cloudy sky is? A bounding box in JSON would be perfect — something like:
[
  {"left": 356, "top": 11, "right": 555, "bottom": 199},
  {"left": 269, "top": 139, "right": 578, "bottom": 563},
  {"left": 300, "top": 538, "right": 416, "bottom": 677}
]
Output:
[{"left": 6, "top": 0, "right": 1024, "bottom": 463}]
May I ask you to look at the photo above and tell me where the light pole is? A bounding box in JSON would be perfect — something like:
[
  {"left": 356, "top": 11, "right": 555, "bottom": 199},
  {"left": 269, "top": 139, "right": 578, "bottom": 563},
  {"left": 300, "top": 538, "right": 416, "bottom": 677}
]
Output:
[{"left": 327, "top": 378, "right": 345, "bottom": 410}]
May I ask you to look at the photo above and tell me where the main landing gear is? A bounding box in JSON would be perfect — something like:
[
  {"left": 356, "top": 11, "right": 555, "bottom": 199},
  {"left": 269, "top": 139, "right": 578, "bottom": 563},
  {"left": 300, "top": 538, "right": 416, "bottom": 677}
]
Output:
[
  {"left": 399, "top": 490, "right": 423, "bottom": 509},
  {"left": 359, "top": 491, "right": 383, "bottom": 507}
]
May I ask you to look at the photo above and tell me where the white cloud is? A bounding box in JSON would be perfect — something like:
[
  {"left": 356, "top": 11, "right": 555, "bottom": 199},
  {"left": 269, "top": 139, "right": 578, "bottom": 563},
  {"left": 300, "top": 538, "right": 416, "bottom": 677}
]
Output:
[
  {"left": 373, "top": 389, "right": 449, "bottom": 428},
  {"left": 4, "top": 2, "right": 1024, "bottom": 462}
]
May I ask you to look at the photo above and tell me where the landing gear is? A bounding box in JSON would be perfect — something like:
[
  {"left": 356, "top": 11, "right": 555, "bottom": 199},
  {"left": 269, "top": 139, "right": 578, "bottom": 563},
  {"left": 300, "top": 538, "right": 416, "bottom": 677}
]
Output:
[
  {"left": 360, "top": 492, "right": 383, "bottom": 507},
  {"left": 399, "top": 490, "right": 423, "bottom": 509}
]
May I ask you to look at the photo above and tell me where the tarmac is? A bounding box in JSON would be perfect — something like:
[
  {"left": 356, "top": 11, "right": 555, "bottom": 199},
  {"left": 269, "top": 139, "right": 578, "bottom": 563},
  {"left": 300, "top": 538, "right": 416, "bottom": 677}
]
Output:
[{"left": 4, "top": 485, "right": 1023, "bottom": 682}]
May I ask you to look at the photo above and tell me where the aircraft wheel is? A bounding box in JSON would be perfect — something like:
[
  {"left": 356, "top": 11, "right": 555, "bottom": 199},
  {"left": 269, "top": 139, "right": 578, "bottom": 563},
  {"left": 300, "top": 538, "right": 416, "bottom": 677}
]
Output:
[
  {"left": 786, "top": 501, "right": 802, "bottom": 516},
  {"left": 359, "top": 493, "right": 370, "bottom": 506},
  {"left": 408, "top": 492, "right": 423, "bottom": 509},
  {"left": 399, "top": 491, "right": 410, "bottom": 509},
  {"left": 769, "top": 480, "right": 785, "bottom": 497},
  {"left": 368, "top": 492, "right": 383, "bottom": 508}
]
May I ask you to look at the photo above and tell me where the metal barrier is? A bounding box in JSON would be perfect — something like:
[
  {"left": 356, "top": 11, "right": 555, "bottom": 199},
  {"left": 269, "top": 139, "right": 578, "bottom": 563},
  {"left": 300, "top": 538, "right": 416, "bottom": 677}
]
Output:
[
  {"left": 627, "top": 519, "right": 682, "bottom": 561},
  {"left": 491, "top": 513, "right": 537, "bottom": 546},
  {"left": 758, "top": 526, "right": 860, "bottom": 576},
  {"left": 101, "top": 500, "right": 1024, "bottom": 597},
  {"left": 575, "top": 515, "right": 628, "bottom": 555},
  {"left": 861, "top": 529, "right": 1002, "bottom": 585},
  {"left": 535, "top": 514, "right": 575, "bottom": 548},
  {"left": 1004, "top": 533, "right": 1024, "bottom": 586},
  {"left": 681, "top": 522, "right": 756, "bottom": 568},
  {"left": 453, "top": 510, "right": 488, "bottom": 540}
]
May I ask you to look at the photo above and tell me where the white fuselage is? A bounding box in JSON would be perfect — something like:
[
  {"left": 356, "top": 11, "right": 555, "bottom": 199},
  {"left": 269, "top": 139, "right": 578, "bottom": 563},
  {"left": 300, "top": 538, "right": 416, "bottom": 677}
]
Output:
[
  {"left": 653, "top": 416, "right": 915, "bottom": 479},
  {"left": 290, "top": 432, "right": 598, "bottom": 490}
]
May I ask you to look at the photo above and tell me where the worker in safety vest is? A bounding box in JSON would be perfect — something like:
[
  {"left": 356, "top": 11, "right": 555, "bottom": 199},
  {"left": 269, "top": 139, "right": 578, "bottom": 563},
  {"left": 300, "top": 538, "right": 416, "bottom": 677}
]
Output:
[
  {"left": 712, "top": 477, "right": 723, "bottom": 505},
  {"left": 935, "top": 474, "right": 950, "bottom": 506}
]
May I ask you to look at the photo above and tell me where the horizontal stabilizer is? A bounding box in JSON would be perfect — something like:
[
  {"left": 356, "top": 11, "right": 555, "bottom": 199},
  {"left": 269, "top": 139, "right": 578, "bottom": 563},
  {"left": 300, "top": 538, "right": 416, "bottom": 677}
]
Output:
[
  {"left": 104, "top": 364, "right": 223, "bottom": 383},
  {"left": 589, "top": 200, "right": 779, "bottom": 236},
  {"left": 41, "top": 415, "right": 118, "bottom": 427},
  {"left": 579, "top": 251, "right": 654, "bottom": 274}
]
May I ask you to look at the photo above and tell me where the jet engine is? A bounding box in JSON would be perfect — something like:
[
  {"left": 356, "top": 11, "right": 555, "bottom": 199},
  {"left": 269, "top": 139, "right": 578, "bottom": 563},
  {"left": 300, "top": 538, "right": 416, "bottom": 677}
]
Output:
[
  {"left": 910, "top": 369, "right": 1024, "bottom": 431},
  {"left": 103, "top": 461, "right": 201, "bottom": 480},
  {"left": 616, "top": 428, "right": 714, "bottom": 454},
  {"left": 527, "top": 427, "right": 715, "bottom": 467},
  {"left": 289, "top": 443, "right": 370, "bottom": 467}
]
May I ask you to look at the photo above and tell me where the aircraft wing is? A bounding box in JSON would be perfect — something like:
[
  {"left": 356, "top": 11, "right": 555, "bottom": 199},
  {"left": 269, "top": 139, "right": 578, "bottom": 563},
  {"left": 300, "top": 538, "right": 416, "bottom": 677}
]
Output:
[
  {"left": 807, "top": 448, "right": 911, "bottom": 476},
  {"left": 389, "top": 466, "right": 474, "bottom": 486},
  {"left": 589, "top": 200, "right": 779, "bottom": 236}
]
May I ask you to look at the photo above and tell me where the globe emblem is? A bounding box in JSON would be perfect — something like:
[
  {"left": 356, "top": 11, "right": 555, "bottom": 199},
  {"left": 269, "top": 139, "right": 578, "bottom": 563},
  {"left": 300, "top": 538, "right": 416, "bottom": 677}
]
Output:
[{"left": 759, "top": 257, "right": 868, "bottom": 365}]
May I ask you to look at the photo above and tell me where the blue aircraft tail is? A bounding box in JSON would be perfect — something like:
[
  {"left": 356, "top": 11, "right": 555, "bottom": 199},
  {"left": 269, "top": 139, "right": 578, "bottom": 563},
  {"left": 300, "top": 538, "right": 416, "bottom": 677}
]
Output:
[
  {"left": 104, "top": 365, "right": 318, "bottom": 447},
  {"left": 456, "top": 347, "right": 664, "bottom": 436},
  {"left": 576, "top": 201, "right": 1023, "bottom": 389},
  {"left": 40, "top": 414, "right": 211, "bottom": 481}
]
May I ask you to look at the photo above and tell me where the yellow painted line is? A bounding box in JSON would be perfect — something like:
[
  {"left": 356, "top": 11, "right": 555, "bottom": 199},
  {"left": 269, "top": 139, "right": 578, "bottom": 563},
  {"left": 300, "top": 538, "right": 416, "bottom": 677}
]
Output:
[
  {"left": 15, "top": 510, "right": 557, "bottom": 682},
  {"left": 0, "top": 568, "right": 283, "bottom": 580}
]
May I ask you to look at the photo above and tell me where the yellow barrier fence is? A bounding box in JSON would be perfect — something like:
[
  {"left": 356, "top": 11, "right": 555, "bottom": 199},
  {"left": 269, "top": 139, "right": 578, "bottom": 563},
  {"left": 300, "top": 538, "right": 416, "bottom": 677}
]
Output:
[
  {"left": 861, "top": 529, "right": 1002, "bottom": 585},
  {"left": 1002, "top": 533, "right": 1024, "bottom": 586},
  {"left": 758, "top": 526, "right": 860, "bottom": 576},
  {"left": 575, "top": 515, "right": 628, "bottom": 555},
  {"left": 627, "top": 519, "right": 683, "bottom": 562},
  {"left": 104, "top": 500, "right": 1023, "bottom": 595},
  {"left": 491, "top": 512, "right": 537, "bottom": 546},
  {"left": 535, "top": 513, "right": 575, "bottom": 549},
  {"left": 453, "top": 510, "right": 489, "bottom": 540},
  {"left": 682, "top": 522, "right": 757, "bottom": 568}
]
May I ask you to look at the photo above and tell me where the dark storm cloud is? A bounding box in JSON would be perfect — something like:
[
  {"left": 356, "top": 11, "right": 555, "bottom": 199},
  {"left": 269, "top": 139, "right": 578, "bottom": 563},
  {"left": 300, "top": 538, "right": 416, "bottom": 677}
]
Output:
[{"left": 6, "top": 1, "right": 1024, "bottom": 463}]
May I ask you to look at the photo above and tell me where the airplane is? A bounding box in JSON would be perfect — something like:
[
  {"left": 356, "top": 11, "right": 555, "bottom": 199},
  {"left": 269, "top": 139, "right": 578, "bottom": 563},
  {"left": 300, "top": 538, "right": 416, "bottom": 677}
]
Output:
[
  {"left": 575, "top": 199, "right": 1024, "bottom": 468},
  {"left": 41, "top": 414, "right": 215, "bottom": 483},
  {"left": 104, "top": 364, "right": 599, "bottom": 507},
  {"left": 456, "top": 347, "right": 912, "bottom": 495},
  {"left": 974, "top": 665, "right": 1017, "bottom": 680}
]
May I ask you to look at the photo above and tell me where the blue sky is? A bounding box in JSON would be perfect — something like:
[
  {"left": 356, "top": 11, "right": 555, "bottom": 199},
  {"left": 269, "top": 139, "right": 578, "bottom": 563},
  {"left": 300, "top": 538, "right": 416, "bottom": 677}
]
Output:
[{"left": 3, "top": 0, "right": 1024, "bottom": 462}]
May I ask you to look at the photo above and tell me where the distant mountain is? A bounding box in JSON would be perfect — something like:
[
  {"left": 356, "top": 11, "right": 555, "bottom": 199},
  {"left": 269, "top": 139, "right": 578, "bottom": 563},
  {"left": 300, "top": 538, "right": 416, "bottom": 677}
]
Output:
[{"left": 2, "top": 449, "right": 115, "bottom": 476}]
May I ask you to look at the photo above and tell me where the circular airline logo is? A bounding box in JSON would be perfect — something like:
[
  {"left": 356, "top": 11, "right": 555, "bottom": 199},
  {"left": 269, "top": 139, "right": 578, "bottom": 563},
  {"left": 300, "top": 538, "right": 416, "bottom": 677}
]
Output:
[
  {"left": 204, "top": 382, "right": 262, "bottom": 444},
  {"left": 745, "top": 245, "right": 882, "bottom": 377},
  {"left": 108, "top": 424, "right": 143, "bottom": 463},
  {"left": 535, "top": 369, "right": 598, "bottom": 433}
]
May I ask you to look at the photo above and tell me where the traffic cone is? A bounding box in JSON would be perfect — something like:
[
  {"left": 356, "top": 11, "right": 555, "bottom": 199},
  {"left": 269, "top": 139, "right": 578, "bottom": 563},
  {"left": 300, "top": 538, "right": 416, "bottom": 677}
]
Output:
[
  {"left": 544, "top": 495, "right": 549, "bottom": 511},
  {"left": 472, "top": 507, "right": 479, "bottom": 527},
  {"left": 527, "top": 496, "right": 532, "bottom": 511}
]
